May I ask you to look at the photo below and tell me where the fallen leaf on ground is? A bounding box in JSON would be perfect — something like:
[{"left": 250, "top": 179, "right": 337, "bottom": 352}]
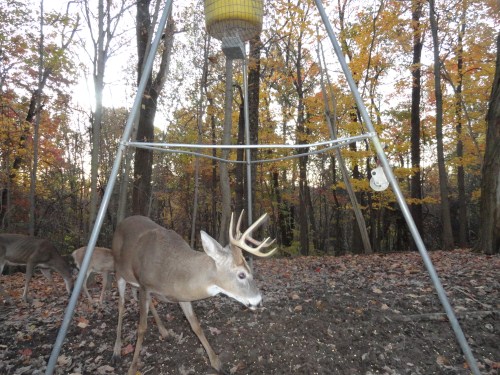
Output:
[
  {"left": 76, "top": 316, "right": 89, "bottom": 328},
  {"left": 121, "top": 343, "right": 134, "bottom": 356},
  {"left": 208, "top": 326, "right": 222, "bottom": 335}
]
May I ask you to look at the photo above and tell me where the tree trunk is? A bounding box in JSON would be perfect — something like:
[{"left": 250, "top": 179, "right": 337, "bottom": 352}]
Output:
[
  {"left": 190, "top": 35, "right": 209, "bottom": 248},
  {"left": 218, "top": 58, "right": 233, "bottom": 245},
  {"left": 88, "top": 0, "right": 106, "bottom": 236},
  {"left": 409, "top": 0, "right": 424, "bottom": 249},
  {"left": 132, "top": 95, "right": 155, "bottom": 215},
  {"left": 117, "top": 120, "right": 138, "bottom": 223},
  {"left": 29, "top": 1, "right": 44, "bottom": 236},
  {"left": 455, "top": 1, "right": 469, "bottom": 247},
  {"left": 477, "top": 32, "right": 500, "bottom": 255},
  {"left": 295, "top": 39, "right": 309, "bottom": 256},
  {"left": 248, "top": 36, "right": 261, "bottom": 218},
  {"left": 429, "top": 0, "right": 454, "bottom": 250},
  {"left": 132, "top": 0, "right": 173, "bottom": 215},
  {"left": 271, "top": 170, "right": 293, "bottom": 247},
  {"left": 132, "top": 0, "right": 155, "bottom": 215},
  {"left": 349, "top": 129, "right": 363, "bottom": 254},
  {"left": 298, "top": 169, "right": 309, "bottom": 255},
  {"left": 235, "top": 87, "right": 245, "bottom": 216},
  {"left": 211, "top": 112, "right": 217, "bottom": 235},
  {"left": 306, "top": 184, "right": 318, "bottom": 250}
]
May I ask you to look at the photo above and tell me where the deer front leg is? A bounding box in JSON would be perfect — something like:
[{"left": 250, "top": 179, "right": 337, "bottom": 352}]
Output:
[
  {"left": 112, "top": 278, "right": 127, "bottom": 362},
  {"left": 179, "top": 301, "right": 222, "bottom": 371},
  {"left": 128, "top": 287, "right": 150, "bottom": 375}
]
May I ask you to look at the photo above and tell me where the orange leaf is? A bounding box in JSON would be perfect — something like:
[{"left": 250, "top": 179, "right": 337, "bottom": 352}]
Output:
[
  {"left": 20, "top": 348, "right": 32, "bottom": 357},
  {"left": 76, "top": 316, "right": 89, "bottom": 329},
  {"left": 121, "top": 343, "right": 135, "bottom": 356}
]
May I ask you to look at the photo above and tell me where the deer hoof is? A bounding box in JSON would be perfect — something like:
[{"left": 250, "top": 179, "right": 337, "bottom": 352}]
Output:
[
  {"left": 22, "top": 296, "right": 33, "bottom": 304},
  {"left": 210, "top": 356, "right": 224, "bottom": 373},
  {"left": 111, "top": 353, "right": 121, "bottom": 365}
]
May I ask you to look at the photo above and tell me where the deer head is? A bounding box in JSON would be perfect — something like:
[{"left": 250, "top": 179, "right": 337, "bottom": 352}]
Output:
[{"left": 200, "top": 210, "right": 276, "bottom": 310}]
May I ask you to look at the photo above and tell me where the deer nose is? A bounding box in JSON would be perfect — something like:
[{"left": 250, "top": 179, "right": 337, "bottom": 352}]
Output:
[
  {"left": 247, "top": 303, "right": 259, "bottom": 311},
  {"left": 247, "top": 298, "right": 263, "bottom": 311}
]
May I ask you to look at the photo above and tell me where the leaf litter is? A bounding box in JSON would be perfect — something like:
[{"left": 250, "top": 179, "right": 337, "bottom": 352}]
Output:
[{"left": 0, "top": 249, "right": 498, "bottom": 374}]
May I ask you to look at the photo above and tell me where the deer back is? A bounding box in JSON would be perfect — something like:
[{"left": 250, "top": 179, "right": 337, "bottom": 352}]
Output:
[
  {"left": 72, "top": 246, "right": 114, "bottom": 273},
  {"left": 112, "top": 215, "right": 262, "bottom": 305},
  {"left": 1, "top": 234, "right": 71, "bottom": 278},
  {"left": 113, "top": 216, "right": 204, "bottom": 297}
]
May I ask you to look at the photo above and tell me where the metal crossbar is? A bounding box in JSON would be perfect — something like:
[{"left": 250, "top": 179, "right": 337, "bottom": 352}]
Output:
[
  {"left": 126, "top": 132, "right": 375, "bottom": 151},
  {"left": 125, "top": 132, "right": 375, "bottom": 164}
]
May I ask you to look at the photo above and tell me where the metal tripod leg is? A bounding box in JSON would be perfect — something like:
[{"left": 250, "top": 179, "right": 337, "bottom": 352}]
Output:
[{"left": 313, "top": 1, "right": 480, "bottom": 373}]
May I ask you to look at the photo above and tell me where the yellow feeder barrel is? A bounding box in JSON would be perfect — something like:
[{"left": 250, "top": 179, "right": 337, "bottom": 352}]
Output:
[{"left": 204, "top": 0, "right": 264, "bottom": 42}]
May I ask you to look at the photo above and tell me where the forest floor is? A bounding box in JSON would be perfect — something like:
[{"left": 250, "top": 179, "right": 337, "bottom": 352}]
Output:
[{"left": 0, "top": 249, "right": 498, "bottom": 375}]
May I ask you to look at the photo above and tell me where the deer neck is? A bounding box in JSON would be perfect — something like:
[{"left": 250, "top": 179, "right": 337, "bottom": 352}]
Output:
[{"left": 146, "top": 250, "right": 220, "bottom": 302}]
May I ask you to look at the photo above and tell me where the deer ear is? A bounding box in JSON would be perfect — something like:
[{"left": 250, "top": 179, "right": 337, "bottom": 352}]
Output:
[{"left": 200, "top": 231, "right": 229, "bottom": 265}]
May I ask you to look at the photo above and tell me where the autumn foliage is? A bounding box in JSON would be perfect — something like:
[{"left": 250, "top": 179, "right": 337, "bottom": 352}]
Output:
[{"left": 0, "top": 0, "right": 498, "bottom": 255}]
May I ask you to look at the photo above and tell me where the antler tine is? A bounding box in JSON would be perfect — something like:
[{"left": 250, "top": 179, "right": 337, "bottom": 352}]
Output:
[
  {"left": 229, "top": 210, "right": 244, "bottom": 243},
  {"left": 236, "top": 210, "right": 244, "bottom": 238},
  {"left": 246, "top": 235, "right": 276, "bottom": 248},
  {"left": 229, "top": 212, "right": 236, "bottom": 242},
  {"left": 229, "top": 212, "right": 277, "bottom": 257},
  {"left": 241, "top": 212, "right": 268, "bottom": 239}
]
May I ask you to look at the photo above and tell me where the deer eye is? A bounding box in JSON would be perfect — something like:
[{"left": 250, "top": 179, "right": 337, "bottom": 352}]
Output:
[{"left": 238, "top": 272, "right": 247, "bottom": 280}]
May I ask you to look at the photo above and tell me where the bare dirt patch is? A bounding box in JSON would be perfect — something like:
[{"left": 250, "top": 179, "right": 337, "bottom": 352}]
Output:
[{"left": 0, "top": 249, "right": 498, "bottom": 374}]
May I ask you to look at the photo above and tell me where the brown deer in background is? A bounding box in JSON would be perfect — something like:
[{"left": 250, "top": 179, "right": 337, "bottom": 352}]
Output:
[
  {"left": 111, "top": 211, "right": 276, "bottom": 375},
  {"left": 72, "top": 246, "right": 114, "bottom": 305},
  {"left": 0, "top": 234, "right": 73, "bottom": 302}
]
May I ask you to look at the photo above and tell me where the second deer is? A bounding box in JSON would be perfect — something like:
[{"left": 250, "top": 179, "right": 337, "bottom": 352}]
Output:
[
  {"left": 111, "top": 211, "right": 276, "bottom": 375},
  {"left": 72, "top": 246, "right": 114, "bottom": 305},
  {"left": 0, "top": 234, "right": 73, "bottom": 302}
]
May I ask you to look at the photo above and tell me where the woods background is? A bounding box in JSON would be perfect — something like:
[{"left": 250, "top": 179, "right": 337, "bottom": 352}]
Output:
[{"left": 0, "top": 0, "right": 498, "bottom": 256}]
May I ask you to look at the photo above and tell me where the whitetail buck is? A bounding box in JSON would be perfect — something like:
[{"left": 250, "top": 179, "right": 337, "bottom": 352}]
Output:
[
  {"left": 0, "top": 234, "right": 73, "bottom": 302},
  {"left": 111, "top": 211, "right": 276, "bottom": 375},
  {"left": 72, "top": 246, "right": 114, "bottom": 305}
]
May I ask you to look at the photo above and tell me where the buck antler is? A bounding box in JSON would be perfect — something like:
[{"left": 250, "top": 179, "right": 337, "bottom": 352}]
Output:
[{"left": 229, "top": 210, "right": 277, "bottom": 257}]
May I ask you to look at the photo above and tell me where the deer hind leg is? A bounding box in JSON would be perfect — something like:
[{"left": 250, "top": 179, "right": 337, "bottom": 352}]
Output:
[
  {"left": 128, "top": 287, "right": 150, "bottom": 375},
  {"left": 150, "top": 301, "right": 169, "bottom": 338},
  {"left": 179, "top": 301, "right": 222, "bottom": 371},
  {"left": 98, "top": 271, "right": 109, "bottom": 305},
  {"left": 0, "top": 260, "right": 12, "bottom": 302},
  {"left": 83, "top": 271, "right": 94, "bottom": 303},
  {"left": 22, "top": 261, "right": 36, "bottom": 302},
  {"left": 40, "top": 268, "right": 54, "bottom": 285},
  {"left": 130, "top": 285, "right": 138, "bottom": 301},
  {"left": 40, "top": 268, "right": 60, "bottom": 300},
  {"left": 112, "top": 277, "right": 127, "bottom": 362},
  {"left": 77, "top": 270, "right": 97, "bottom": 304}
]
